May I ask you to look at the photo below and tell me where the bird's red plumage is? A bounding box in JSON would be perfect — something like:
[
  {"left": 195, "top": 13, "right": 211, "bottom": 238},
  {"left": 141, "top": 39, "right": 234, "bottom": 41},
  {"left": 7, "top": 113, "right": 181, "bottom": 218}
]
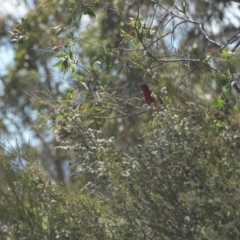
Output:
[{"left": 140, "top": 83, "right": 156, "bottom": 106}]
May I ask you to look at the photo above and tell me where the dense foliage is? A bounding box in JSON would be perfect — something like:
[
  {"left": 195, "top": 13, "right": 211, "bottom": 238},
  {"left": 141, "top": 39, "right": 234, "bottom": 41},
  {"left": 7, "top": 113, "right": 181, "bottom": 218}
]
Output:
[{"left": 1, "top": 0, "right": 240, "bottom": 239}]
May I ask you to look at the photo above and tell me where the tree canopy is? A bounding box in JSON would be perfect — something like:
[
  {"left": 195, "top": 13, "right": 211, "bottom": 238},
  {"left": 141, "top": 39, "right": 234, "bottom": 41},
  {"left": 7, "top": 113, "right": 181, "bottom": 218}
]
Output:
[{"left": 1, "top": 0, "right": 240, "bottom": 239}]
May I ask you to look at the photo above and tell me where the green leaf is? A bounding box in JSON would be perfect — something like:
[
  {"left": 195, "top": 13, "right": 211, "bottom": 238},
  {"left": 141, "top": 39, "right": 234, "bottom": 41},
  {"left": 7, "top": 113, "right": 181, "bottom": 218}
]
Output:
[
  {"left": 70, "top": 63, "right": 75, "bottom": 72},
  {"left": 68, "top": 0, "right": 75, "bottom": 3},
  {"left": 151, "top": 26, "right": 158, "bottom": 31},
  {"left": 120, "top": 30, "right": 133, "bottom": 42},
  {"left": 72, "top": 73, "right": 83, "bottom": 83},
  {"left": 129, "top": 18, "right": 136, "bottom": 27},
  {"left": 90, "top": 56, "right": 100, "bottom": 68},
  {"left": 66, "top": 15, "right": 73, "bottom": 25},
  {"left": 52, "top": 60, "right": 63, "bottom": 68},
  {"left": 66, "top": 87, "right": 74, "bottom": 93},
  {"left": 106, "top": 55, "right": 111, "bottom": 68},
  {"left": 220, "top": 50, "right": 234, "bottom": 62},
  {"left": 62, "top": 58, "right": 69, "bottom": 70},
  {"left": 212, "top": 98, "right": 224, "bottom": 107},
  {"left": 69, "top": 50, "right": 73, "bottom": 60},
  {"left": 56, "top": 53, "right": 69, "bottom": 58},
  {"left": 100, "top": 46, "right": 107, "bottom": 55},
  {"left": 58, "top": 115, "right": 64, "bottom": 120},
  {"left": 67, "top": 30, "right": 74, "bottom": 39},
  {"left": 13, "top": 28, "right": 21, "bottom": 33}
]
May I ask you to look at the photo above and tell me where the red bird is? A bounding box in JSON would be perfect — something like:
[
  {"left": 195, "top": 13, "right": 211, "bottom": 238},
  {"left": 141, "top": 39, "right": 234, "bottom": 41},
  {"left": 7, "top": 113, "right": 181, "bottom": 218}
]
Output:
[{"left": 140, "top": 83, "right": 163, "bottom": 106}]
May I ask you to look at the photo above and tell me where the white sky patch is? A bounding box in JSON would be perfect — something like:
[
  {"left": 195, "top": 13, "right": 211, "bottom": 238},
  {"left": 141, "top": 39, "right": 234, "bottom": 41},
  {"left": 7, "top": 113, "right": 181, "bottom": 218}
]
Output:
[
  {"left": 0, "top": 0, "right": 30, "bottom": 74},
  {"left": 0, "top": 44, "right": 14, "bottom": 74},
  {"left": 0, "top": 0, "right": 30, "bottom": 18},
  {"left": 225, "top": 2, "right": 240, "bottom": 28}
]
